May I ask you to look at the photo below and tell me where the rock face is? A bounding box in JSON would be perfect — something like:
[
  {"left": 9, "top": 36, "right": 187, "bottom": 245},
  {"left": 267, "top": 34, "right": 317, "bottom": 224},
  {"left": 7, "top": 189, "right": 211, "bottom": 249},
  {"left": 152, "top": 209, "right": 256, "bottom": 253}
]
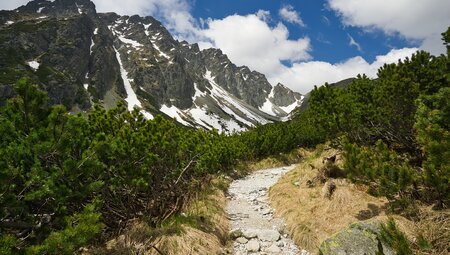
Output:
[
  {"left": 0, "top": 0, "right": 303, "bottom": 132},
  {"left": 319, "top": 220, "right": 394, "bottom": 255}
]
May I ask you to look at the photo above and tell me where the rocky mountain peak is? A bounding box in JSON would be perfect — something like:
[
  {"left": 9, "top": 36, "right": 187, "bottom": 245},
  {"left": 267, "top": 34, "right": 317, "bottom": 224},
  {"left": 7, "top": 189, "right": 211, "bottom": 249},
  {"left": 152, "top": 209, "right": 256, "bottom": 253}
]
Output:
[
  {"left": 0, "top": 0, "right": 303, "bottom": 133},
  {"left": 17, "top": 0, "right": 97, "bottom": 18}
]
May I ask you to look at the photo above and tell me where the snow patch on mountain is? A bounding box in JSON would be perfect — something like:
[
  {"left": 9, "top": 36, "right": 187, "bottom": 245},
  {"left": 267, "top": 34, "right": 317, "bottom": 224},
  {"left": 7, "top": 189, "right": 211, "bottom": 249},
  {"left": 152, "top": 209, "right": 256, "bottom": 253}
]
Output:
[
  {"left": 260, "top": 87, "right": 277, "bottom": 116},
  {"left": 160, "top": 104, "right": 191, "bottom": 126},
  {"left": 150, "top": 40, "right": 171, "bottom": 60},
  {"left": 27, "top": 60, "right": 40, "bottom": 70},
  {"left": 279, "top": 97, "right": 303, "bottom": 113},
  {"left": 114, "top": 47, "right": 153, "bottom": 120},
  {"left": 118, "top": 35, "right": 143, "bottom": 48},
  {"left": 205, "top": 70, "right": 270, "bottom": 125}
]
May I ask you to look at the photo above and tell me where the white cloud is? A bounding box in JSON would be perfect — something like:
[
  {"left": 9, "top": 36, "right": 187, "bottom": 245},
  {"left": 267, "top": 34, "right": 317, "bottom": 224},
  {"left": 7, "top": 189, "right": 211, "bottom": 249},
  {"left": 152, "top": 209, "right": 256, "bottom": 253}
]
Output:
[
  {"left": 93, "top": 0, "right": 204, "bottom": 42},
  {"left": 327, "top": 0, "right": 450, "bottom": 54},
  {"left": 348, "top": 33, "right": 362, "bottom": 52},
  {"left": 0, "top": 0, "right": 30, "bottom": 10},
  {"left": 256, "top": 10, "right": 271, "bottom": 22},
  {"left": 270, "top": 47, "right": 418, "bottom": 93},
  {"left": 202, "top": 13, "right": 311, "bottom": 76},
  {"left": 0, "top": 0, "right": 203, "bottom": 43},
  {"left": 279, "top": 5, "right": 305, "bottom": 26},
  {"left": 200, "top": 10, "right": 419, "bottom": 94}
]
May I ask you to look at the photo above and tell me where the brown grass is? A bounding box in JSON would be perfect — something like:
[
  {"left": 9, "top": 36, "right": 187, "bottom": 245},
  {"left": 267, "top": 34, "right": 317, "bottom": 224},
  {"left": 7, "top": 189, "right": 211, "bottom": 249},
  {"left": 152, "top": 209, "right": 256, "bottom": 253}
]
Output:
[
  {"left": 412, "top": 207, "right": 450, "bottom": 255},
  {"left": 90, "top": 176, "right": 231, "bottom": 255},
  {"left": 247, "top": 148, "right": 306, "bottom": 172},
  {"left": 269, "top": 146, "right": 414, "bottom": 254}
]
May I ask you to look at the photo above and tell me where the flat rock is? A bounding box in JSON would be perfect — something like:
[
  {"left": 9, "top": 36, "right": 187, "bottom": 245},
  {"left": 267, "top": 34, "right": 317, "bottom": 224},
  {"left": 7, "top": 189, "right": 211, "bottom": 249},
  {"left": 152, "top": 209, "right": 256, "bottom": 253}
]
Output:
[
  {"left": 266, "top": 243, "right": 281, "bottom": 253},
  {"left": 236, "top": 237, "right": 248, "bottom": 244},
  {"left": 246, "top": 239, "right": 260, "bottom": 252},
  {"left": 258, "top": 230, "right": 280, "bottom": 242},
  {"left": 243, "top": 229, "right": 258, "bottom": 239}
]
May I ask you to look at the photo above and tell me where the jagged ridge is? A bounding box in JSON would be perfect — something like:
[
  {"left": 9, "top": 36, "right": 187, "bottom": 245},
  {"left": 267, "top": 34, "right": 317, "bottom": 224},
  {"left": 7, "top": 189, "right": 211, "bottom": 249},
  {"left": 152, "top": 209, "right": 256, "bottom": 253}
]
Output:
[{"left": 0, "top": 0, "right": 303, "bottom": 132}]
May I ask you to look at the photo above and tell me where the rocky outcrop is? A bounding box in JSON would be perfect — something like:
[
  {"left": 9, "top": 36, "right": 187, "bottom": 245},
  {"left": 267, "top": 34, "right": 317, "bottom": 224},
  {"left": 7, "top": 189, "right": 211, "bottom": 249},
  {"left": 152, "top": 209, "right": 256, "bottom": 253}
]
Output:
[
  {"left": 319, "top": 220, "right": 394, "bottom": 255},
  {"left": 272, "top": 83, "right": 302, "bottom": 107},
  {"left": 0, "top": 0, "right": 304, "bottom": 132}
]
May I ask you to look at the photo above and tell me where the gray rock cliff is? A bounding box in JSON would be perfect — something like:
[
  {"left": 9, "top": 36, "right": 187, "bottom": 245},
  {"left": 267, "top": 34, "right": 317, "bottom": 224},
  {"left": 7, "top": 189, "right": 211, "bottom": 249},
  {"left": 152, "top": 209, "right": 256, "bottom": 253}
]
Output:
[{"left": 0, "top": 0, "right": 304, "bottom": 132}]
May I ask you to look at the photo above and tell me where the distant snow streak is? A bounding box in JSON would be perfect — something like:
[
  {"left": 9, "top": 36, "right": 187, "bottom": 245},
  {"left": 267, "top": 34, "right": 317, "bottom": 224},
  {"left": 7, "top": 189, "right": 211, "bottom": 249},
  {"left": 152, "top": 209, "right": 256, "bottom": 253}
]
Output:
[
  {"left": 27, "top": 60, "right": 40, "bottom": 71},
  {"left": 204, "top": 70, "right": 270, "bottom": 125},
  {"left": 160, "top": 104, "right": 192, "bottom": 126},
  {"left": 118, "top": 35, "right": 143, "bottom": 48},
  {"left": 114, "top": 47, "right": 153, "bottom": 120}
]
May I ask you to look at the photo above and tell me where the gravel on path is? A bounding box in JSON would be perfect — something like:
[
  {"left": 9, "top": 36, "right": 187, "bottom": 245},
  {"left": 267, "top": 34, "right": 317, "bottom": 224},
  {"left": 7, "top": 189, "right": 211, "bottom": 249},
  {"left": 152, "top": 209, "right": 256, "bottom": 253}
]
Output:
[{"left": 226, "top": 165, "right": 310, "bottom": 255}]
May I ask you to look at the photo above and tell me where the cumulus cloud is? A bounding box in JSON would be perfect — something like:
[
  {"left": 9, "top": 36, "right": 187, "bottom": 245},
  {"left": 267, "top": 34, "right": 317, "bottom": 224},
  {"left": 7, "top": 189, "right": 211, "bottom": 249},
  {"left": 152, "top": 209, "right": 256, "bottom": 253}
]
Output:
[
  {"left": 270, "top": 47, "right": 418, "bottom": 93},
  {"left": 93, "top": 0, "right": 204, "bottom": 42},
  {"left": 200, "top": 11, "right": 418, "bottom": 94},
  {"left": 278, "top": 5, "right": 305, "bottom": 26},
  {"left": 256, "top": 10, "right": 271, "bottom": 22},
  {"left": 327, "top": 0, "right": 450, "bottom": 54},
  {"left": 202, "top": 13, "right": 311, "bottom": 76}
]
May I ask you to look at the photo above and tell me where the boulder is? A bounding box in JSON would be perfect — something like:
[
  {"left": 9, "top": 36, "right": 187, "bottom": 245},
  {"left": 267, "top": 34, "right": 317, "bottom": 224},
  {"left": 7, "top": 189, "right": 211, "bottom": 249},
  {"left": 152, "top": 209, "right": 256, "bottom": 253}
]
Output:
[{"left": 319, "top": 220, "right": 394, "bottom": 255}]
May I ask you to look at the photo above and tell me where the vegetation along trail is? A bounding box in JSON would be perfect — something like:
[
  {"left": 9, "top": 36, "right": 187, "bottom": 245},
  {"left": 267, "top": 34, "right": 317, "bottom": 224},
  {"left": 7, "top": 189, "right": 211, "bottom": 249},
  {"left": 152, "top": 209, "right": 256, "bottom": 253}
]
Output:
[{"left": 226, "top": 165, "right": 310, "bottom": 255}]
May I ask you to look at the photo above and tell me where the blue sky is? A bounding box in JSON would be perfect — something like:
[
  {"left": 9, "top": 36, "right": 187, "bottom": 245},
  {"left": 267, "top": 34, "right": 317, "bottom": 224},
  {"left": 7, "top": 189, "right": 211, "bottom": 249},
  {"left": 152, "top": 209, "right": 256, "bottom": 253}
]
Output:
[
  {"left": 2, "top": 0, "right": 449, "bottom": 93},
  {"left": 192, "top": 0, "right": 416, "bottom": 64}
]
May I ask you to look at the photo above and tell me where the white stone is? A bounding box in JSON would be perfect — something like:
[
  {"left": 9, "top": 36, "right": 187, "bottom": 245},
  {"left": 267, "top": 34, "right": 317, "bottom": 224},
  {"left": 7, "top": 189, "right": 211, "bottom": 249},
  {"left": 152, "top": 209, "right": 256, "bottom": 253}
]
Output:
[
  {"left": 258, "top": 230, "right": 280, "bottom": 242},
  {"left": 246, "top": 239, "right": 260, "bottom": 252},
  {"left": 236, "top": 237, "right": 248, "bottom": 244},
  {"left": 266, "top": 243, "right": 282, "bottom": 253},
  {"left": 242, "top": 229, "right": 258, "bottom": 239}
]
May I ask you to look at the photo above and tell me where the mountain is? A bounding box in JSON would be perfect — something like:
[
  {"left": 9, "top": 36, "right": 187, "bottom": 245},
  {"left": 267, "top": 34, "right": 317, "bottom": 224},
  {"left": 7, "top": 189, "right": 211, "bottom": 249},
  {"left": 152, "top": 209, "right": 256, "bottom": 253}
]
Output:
[{"left": 0, "top": 0, "right": 303, "bottom": 133}]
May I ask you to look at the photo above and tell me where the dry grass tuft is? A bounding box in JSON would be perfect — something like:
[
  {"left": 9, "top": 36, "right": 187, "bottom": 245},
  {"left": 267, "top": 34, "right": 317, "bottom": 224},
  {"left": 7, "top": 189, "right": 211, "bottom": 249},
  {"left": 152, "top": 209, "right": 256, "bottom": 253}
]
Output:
[
  {"left": 412, "top": 207, "right": 450, "bottom": 255},
  {"left": 269, "top": 146, "right": 414, "bottom": 254},
  {"left": 90, "top": 176, "right": 231, "bottom": 255}
]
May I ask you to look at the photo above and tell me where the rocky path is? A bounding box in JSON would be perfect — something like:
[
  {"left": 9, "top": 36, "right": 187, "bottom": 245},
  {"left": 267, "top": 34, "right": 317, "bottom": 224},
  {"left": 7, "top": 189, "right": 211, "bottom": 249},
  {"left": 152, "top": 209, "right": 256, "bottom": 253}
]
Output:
[{"left": 226, "top": 165, "right": 309, "bottom": 255}]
